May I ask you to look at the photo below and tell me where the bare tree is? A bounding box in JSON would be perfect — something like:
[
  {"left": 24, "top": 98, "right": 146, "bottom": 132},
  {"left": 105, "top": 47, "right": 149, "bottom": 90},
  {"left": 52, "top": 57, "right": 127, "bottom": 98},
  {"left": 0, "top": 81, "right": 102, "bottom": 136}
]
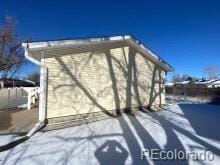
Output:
[
  {"left": 172, "top": 73, "right": 181, "bottom": 82},
  {"left": 181, "top": 74, "right": 191, "bottom": 81},
  {"left": 203, "top": 64, "right": 219, "bottom": 79},
  {"left": 0, "top": 16, "right": 25, "bottom": 78},
  {"left": 172, "top": 73, "right": 191, "bottom": 82},
  {"left": 27, "top": 72, "right": 40, "bottom": 85}
]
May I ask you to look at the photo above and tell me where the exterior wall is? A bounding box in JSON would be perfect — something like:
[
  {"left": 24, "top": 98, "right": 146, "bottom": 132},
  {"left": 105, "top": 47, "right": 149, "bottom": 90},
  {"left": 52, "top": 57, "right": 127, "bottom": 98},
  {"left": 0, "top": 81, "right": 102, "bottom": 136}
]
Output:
[{"left": 44, "top": 45, "right": 165, "bottom": 119}]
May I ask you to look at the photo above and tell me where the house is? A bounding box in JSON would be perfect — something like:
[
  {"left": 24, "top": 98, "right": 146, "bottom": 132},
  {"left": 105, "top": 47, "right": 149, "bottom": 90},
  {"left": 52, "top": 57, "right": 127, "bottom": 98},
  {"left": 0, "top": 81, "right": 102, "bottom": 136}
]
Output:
[
  {"left": 165, "top": 79, "right": 220, "bottom": 99},
  {"left": 22, "top": 35, "right": 173, "bottom": 128},
  {"left": 165, "top": 82, "right": 174, "bottom": 87},
  {"left": 0, "top": 78, "right": 36, "bottom": 88},
  {"left": 209, "top": 80, "right": 220, "bottom": 88},
  {"left": 205, "top": 79, "right": 220, "bottom": 88}
]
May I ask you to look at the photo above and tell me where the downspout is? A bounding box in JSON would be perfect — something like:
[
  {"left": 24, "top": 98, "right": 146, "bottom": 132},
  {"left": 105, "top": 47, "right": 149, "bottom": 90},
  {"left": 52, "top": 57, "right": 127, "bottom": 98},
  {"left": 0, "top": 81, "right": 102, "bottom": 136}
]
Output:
[{"left": 23, "top": 46, "right": 48, "bottom": 137}]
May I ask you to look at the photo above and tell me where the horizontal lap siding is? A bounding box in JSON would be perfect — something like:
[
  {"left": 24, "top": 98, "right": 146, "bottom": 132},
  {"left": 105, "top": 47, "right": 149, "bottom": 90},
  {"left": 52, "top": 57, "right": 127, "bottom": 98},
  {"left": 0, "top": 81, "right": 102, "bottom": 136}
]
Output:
[
  {"left": 45, "top": 46, "right": 165, "bottom": 119},
  {"left": 128, "top": 52, "right": 165, "bottom": 107},
  {"left": 46, "top": 51, "right": 114, "bottom": 118}
]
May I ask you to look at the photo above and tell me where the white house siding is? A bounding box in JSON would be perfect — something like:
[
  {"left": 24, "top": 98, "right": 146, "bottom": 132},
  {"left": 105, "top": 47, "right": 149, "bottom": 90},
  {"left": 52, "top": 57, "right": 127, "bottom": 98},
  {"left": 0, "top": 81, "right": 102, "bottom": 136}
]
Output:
[{"left": 44, "top": 45, "right": 165, "bottom": 119}]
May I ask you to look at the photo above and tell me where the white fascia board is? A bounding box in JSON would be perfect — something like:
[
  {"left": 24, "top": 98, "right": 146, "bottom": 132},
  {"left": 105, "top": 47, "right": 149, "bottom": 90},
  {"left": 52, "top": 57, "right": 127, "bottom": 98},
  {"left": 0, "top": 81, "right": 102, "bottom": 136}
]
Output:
[
  {"left": 22, "top": 35, "right": 129, "bottom": 50},
  {"left": 139, "top": 43, "right": 159, "bottom": 60},
  {"left": 109, "top": 35, "right": 131, "bottom": 40},
  {"left": 22, "top": 40, "right": 90, "bottom": 49},
  {"left": 126, "top": 39, "right": 173, "bottom": 71},
  {"left": 22, "top": 35, "right": 173, "bottom": 71}
]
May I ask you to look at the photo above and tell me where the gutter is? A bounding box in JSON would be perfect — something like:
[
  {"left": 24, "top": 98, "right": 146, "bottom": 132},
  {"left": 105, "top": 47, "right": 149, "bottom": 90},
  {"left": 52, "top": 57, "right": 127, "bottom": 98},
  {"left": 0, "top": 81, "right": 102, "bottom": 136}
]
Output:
[
  {"left": 23, "top": 35, "right": 174, "bottom": 72},
  {"left": 23, "top": 46, "right": 48, "bottom": 137}
]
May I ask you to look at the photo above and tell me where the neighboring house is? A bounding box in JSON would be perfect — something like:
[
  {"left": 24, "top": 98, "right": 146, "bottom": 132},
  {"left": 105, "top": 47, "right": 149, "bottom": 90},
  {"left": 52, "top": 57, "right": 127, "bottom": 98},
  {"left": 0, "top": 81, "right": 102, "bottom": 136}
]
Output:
[
  {"left": 165, "top": 79, "right": 220, "bottom": 98},
  {"left": 165, "top": 82, "right": 174, "bottom": 94},
  {"left": 22, "top": 35, "right": 173, "bottom": 127},
  {"left": 0, "top": 78, "right": 36, "bottom": 88},
  {"left": 208, "top": 80, "right": 220, "bottom": 88},
  {"left": 165, "top": 82, "right": 174, "bottom": 87},
  {"left": 200, "top": 79, "right": 220, "bottom": 88},
  {"left": 165, "top": 79, "right": 220, "bottom": 89}
]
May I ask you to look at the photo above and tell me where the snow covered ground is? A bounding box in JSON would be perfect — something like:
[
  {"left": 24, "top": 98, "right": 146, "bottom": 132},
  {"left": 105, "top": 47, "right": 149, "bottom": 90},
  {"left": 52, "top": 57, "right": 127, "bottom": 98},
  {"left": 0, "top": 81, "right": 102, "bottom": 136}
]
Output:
[
  {"left": 166, "top": 95, "right": 209, "bottom": 104},
  {"left": 0, "top": 103, "right": 220, "bottom": 165}
]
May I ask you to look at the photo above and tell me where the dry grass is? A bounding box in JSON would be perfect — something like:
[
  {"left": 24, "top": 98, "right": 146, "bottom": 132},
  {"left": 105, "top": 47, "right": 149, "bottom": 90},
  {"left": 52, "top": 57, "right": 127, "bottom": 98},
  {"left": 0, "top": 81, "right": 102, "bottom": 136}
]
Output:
[{"left": 0, "top": 105, "right": 38, "bottom": 134}]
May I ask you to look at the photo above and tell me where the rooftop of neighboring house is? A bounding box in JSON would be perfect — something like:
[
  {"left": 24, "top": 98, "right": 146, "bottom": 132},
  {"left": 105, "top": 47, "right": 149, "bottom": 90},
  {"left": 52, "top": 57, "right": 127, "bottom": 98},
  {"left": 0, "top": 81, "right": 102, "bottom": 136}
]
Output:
[
  {"left": 175, "top": 81, "right": 191, "bottom": 85},
  {"left": 0, "top": 78, "right": 36, "bottom": 88},
  {"left": 165, "top": 79, "right": 220, "bottom": 87},
  {"left": 194, "top": 79, "right": 220, "bottom": 85}
]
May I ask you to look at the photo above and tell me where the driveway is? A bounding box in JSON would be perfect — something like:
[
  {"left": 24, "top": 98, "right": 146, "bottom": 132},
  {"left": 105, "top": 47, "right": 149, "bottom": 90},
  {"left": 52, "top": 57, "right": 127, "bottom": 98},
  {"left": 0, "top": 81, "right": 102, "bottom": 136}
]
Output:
[{"left": 0, "top": 103, "right": 220, "bottom": 165}]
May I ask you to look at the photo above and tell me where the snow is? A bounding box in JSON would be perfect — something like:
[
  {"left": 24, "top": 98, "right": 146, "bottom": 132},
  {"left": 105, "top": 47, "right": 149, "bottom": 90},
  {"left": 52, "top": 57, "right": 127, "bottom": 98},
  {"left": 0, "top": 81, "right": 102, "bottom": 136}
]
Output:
[
  {"left": 194, "top": 79, "right": 218, "bottom": 84},
  {"left": 0, "top": 103, "right": 220, "bottom": 165},
  {"left": 211, "top": 80, "right": 220, "bottom": 85},
  {"left": 175, "top": 81, "right": 190, "bottom": 85},
  {"left": 165, "top": 82, "right": 174, "bottom": 87},
  {"left": 166, "top": 95, "right": 208, "bottom": 104}
]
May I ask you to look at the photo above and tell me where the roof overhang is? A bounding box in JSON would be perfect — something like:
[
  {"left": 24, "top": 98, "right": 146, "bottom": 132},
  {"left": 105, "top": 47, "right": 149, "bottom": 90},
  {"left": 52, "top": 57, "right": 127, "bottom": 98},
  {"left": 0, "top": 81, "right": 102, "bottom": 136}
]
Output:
[{"left": 22, "top": 35, "right": 174, "bottom": 72}]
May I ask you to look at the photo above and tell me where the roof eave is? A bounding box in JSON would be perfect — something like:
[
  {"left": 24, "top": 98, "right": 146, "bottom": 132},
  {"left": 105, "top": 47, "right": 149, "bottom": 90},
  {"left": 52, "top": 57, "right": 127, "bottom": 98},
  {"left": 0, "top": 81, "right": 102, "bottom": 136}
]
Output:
[
  {"left": 22, "top": 34, "right": 174, "bottom": 72},
  {"left": 22, "top": 35, "right": 131, "bottom": 50},
  {"left": 126, "top": 37, "right": 174, "bottom": 72}
]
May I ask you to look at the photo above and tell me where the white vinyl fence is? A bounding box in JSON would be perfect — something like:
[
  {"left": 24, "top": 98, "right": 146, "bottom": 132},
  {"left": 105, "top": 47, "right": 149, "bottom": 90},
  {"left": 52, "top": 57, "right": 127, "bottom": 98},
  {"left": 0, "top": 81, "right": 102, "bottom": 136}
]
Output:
[{"left": 0, "top": 87, "right": 39, "bottom": 111}]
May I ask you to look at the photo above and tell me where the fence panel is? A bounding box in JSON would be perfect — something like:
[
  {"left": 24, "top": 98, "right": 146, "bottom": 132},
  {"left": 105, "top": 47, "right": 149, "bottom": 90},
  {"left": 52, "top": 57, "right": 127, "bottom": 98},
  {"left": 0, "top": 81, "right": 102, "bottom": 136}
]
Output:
[
  {"left": 0, "top": 87, "right": 37, "bottom": 110},
  {"left": 0, "top": 88, "right": 10, "bottom": 108},
  {"left": 10, "top": 88, "right": 17, "bottom": 102}
]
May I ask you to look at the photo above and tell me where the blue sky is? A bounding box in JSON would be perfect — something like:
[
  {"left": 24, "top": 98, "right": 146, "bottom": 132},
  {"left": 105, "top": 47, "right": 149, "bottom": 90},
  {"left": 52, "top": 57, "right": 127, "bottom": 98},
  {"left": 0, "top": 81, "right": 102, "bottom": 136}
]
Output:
[{"left": 1, "top": 0, "right": 220, "bottom": 80}]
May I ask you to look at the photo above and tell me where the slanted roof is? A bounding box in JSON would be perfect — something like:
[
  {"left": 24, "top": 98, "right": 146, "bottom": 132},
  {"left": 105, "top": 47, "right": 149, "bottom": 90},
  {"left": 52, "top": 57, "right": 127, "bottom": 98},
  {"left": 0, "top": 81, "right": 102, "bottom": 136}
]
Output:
[
  {"left": 165, "top": 82, "right": 174, "bottom": 87},
  {"left": 211, "top": 79, "right": 220, "bottom": 85},
  {"left": 175, "top": 81, "right": 191, "bottom": 85},
  {"left": 194, "top": 79, "right": 219, "bottom": 85},
  {"left": 207, "top": 79, "right": 220, "bottom": 88},
  {"left": 22, "top": 35, "right": 174, "bottom": 72}
]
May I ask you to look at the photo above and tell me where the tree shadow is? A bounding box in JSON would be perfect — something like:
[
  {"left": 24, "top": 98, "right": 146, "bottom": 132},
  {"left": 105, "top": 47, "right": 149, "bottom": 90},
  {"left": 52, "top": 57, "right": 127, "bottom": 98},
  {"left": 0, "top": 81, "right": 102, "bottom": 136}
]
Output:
[
  {"left": 46, "top": 44, "right": 187, "bottom": 164},
  {"left": 179, "top": 103, "right": 220, "bottom": 141},
  {"left": 3, "top": 41, "right": 220, "bottom": 164},
  {"left": 0, "top": 136, "right": 28, "bottom": 152},
  {"left": 136, "top": 109, "right": 188, "bottom": 164}
]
